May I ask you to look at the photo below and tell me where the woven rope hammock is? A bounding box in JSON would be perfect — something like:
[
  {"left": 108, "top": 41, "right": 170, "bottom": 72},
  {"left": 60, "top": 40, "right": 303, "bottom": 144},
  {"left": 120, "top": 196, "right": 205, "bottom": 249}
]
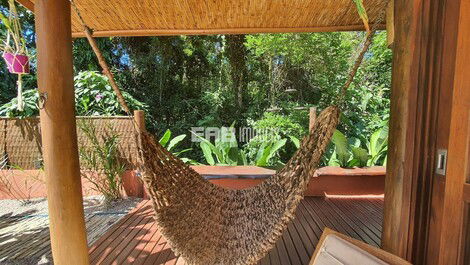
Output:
[
  {"left": 136, "top": 32, "right": 375, "bottom": 265},
  {"left": 139, "top": 105, "right": 339, "bottom": 265},
  {"left": 69, "top": 0, "right": 383, "bottom": 263}
]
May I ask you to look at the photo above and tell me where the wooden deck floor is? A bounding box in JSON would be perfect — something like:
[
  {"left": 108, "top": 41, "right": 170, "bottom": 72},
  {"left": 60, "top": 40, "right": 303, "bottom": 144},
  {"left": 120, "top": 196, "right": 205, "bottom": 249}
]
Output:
[{"left": 89, "top": 197, "right": 384, "bottom": 265}]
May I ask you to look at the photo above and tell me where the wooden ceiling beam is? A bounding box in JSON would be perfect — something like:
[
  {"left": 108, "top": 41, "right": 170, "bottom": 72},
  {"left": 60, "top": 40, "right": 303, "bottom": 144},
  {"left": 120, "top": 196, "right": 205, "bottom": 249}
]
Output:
[
  {"left": 72, "top": 24, "right": 385, "bottom": 38},
  {"left": 16, "top": 0, "right": 34, "bottom": 11}
]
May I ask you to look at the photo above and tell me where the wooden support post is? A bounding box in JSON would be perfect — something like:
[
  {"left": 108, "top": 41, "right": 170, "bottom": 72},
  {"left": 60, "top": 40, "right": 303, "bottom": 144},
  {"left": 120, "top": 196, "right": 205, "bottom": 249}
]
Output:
[
  {"left": 133, "top": 110, "right": 146, "bottom": 133},
  {"left": 382, "top": 0, "right": 420, "bottom": 260},
  {"left": 35, "top": 0, "right": 89, "bottom": 264},
  {"left": 309, "top": 107, "right": 317, "bottom": 132}
]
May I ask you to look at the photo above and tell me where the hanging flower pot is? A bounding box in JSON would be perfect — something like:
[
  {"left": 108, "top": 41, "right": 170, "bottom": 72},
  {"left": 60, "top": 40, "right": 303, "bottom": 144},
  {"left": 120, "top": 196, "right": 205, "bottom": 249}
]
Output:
[{"left": 2, "top": 52, "right": 30, "bottom": 74}]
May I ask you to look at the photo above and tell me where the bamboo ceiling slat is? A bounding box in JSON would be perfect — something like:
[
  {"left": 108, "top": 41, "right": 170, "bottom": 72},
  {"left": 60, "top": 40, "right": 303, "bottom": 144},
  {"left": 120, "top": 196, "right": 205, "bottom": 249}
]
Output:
[{"left": 17, "top": 0, "right": 388, "bottom": 37}]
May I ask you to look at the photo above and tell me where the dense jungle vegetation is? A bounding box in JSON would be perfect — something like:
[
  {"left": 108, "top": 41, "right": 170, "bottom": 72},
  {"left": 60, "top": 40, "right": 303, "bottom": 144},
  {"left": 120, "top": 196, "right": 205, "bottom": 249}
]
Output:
[{"left": 0, "top": 2, "right": 392, "bottom": 167}]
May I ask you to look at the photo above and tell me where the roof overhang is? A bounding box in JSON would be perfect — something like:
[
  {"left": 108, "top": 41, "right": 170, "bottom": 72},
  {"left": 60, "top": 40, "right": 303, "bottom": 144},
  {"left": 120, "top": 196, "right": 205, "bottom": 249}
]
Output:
[{"left": 17, "top": 0, "right": 388, "bottom": 38}]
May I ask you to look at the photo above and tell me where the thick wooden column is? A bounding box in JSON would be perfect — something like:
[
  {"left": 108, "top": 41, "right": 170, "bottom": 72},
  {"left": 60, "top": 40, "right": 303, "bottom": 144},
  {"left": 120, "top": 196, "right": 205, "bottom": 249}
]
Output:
[
  {"left": 382, "top": 0, "right": 422, "bottom": 260},
  {"left": 35, "top": 0, "right": 90, "bottom": 264}
]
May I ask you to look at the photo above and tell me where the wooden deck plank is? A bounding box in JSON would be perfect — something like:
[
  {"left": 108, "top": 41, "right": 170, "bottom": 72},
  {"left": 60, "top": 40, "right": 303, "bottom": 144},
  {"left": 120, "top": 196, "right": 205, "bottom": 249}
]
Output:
[
  {"left": 132, "top": 233, "right": 164, "bottom": 265},
  {"left": 89, "top": 197, "right": 384, "bottom": 265},
  {"left": 90, "top": 201, "right": 154, "bottom": 263},
  {"left": 268, "top": 246, "right": 282, "bottom": 265},
  {"left": 321, "top": 199, "right": 381, "bottom": 245},
  {"left": 258, "top": 252, "right": 270, "bottom": 265},
  {"left": 294, "top": 203, "right": 321, "bottom": 247},
  {"left": 109, "top": 213, "right": 156, "bottom": 264},
  {"left": 123, "top": 220, "right": 160, "bottom": 264},
  {"left": 283, "top": 223, "right": 307, "bottom": 265},
  {"left": 89, "top": 201, "right": 149, "bottom": 251},
  {"left": 329, "top": 199, "right": 382, "bottom": 239},
  {"left": 274, "top": 233, "right": 292, "bottom": 265},
  {"left": 340, "top": 199, "right": 383, "bottom": 232},
  {"left": 307, "top": 198, "right": 377, "bottom": 246}
]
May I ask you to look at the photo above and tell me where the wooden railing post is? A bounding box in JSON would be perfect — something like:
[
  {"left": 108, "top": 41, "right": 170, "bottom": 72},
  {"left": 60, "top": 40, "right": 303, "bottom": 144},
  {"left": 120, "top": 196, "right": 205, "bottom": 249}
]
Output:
[
  {"left": 309, "top": 107, "right": 317, "bottom": 132},
  {"left": 35, "top": 0, "right": 89, "bottom": 264},
  {"left": 133, "top": 110, "right": 146, "bottom": 133}
]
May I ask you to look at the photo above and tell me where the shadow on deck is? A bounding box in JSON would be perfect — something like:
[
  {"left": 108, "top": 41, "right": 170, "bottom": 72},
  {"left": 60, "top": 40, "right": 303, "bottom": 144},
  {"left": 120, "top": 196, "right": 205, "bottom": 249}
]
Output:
[{"left": 89, "top": 197, "right": 383, "bottom": 265}]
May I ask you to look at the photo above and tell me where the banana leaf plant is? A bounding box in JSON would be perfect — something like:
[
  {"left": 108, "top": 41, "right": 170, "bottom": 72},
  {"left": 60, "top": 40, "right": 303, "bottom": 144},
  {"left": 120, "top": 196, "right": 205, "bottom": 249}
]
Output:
[
  {"left": 194, "top": 124, "right": 246, "bottom": 166},
  {"left": 158, "top": 129, "right": 195, "bottom": 164},
  {"left": 327, "top": 125, "right": 388, "bottom": 168},
  {"left": 194, "top": 130, "right": 289, "bottom": 167}
]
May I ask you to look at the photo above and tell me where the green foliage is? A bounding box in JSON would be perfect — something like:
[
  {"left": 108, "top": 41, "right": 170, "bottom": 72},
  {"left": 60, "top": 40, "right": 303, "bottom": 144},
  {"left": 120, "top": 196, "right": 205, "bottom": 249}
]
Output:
[
  {"left": 367, "top": 124, "right": 389, "bottom": 166},
  {"left": 254, "top": 138, "right": 287, "bottom": 167},
  {"left": 74, "top": 71, "right": 147, "bottom": 115},
  {"left": 78, "top": 120, "right": 125, "bottom": 203},
  {"left": 195, "top": 125, "right": 244, "bottom": 166},
  {"left": 0, "top": 71, "right": 148, "bottom": 117},
  {"left": 245, "top": 110, "right": 308, "bottom": 163},
  {"left": 158, "top": 129, "right": 195, "bottom": 164},
  {"left": 327, "top": 124, "right": 389, "bottom": 168},
  {"left": 0, "top": 5, "right": 392, "bottom": 164},
  {"left": 194, "top": 124, "right": 290, "bottom": 167},
  {"left": 0, "top": 88, "right": 38, "bottom": 117}
]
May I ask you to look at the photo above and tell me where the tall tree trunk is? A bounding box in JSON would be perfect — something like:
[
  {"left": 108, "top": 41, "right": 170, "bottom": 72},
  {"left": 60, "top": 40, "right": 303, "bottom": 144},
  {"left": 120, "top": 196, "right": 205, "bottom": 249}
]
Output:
[{"left": 226, "top": 35, "right": 248, "bottom": 109}]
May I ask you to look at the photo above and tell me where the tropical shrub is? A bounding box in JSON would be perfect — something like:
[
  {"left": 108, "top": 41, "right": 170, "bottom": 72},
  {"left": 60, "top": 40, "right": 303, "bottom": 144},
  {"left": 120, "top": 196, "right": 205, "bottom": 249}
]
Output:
[
  {"left": 245, "top": 110, "right": 308, "bottom": 164},
  {"left": 194, "top": 124, "right": 293, "bottom": 167},
  {"left": 78, "top": 120, "right": 125, "bottom": 203},
  {"left": 196, "top": 126, "right": 245, "bottom": 166},
  {"left": 0, "top": 71, "right": 147, "bottom": 117},
  {"left": 326, "top": 125, "right": 388, "bottom": 168},
  {"left": 74, "top": 71, "right": 147, "bottom": 115}
]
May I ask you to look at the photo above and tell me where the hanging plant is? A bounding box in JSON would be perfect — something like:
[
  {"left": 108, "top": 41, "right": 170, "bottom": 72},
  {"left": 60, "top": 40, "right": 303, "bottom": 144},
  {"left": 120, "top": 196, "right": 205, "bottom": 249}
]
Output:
[{"left": 0, "top": 0, "right": 30, "bottom": 111}]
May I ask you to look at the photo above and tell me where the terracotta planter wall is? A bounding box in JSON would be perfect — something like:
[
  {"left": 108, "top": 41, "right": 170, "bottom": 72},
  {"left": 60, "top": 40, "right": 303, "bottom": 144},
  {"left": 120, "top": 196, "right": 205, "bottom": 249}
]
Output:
[
  {"left": 0, "top": 170, "right": 140, "bottom": 200},
  {"left": 0, "top": 166, "right": 385, "bottom": 200}
]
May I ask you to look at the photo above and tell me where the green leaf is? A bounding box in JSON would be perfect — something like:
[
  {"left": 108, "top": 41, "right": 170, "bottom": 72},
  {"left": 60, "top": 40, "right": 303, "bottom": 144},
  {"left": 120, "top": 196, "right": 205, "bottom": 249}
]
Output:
[
  {"left": 227, "top": 146, "right": 240, "bottom": 166},
  {"left": 266, "top": 138, "right": 287, "bottom": 162},
  {"left": 174, "top": 148, "right": 192, "bottom": 156},
  {"left": 159, "top": 129, "right": 171, "bottom": 147},
  {"left": 254, "top": 142, "right": 266, "bottom": 162},
  {"left": 348, "top": 158, "right": 361, "bottom": 168},
  {"left": 167, "top": 134, "right": 186, "bottom": 152},
  {"left": 331, "top": 130, "right": 350, "bottom": 167},
  {"left": 369, "top": 126, "right": 388, "bottom": 156},
  {"left": 289, "top": 135, "right": 300, "bottom": 149},
  {"left": 368, "top": 126, "right": 388, "bottom": 166},
  {"left": 351, "top": 147, "right": 370, "bottom": 167},
  {"left": 200, "top": 141, "right": 215, "bottom": 165},
  {"left": 238, "top": 151, "right": 248, "bottom": 166}
]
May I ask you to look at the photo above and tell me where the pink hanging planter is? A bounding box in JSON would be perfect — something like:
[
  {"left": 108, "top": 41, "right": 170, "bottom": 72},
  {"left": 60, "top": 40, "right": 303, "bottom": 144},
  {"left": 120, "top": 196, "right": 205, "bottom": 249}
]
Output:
[{"left": 2, "top": 52, "right": 30, "bottom": 74}]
